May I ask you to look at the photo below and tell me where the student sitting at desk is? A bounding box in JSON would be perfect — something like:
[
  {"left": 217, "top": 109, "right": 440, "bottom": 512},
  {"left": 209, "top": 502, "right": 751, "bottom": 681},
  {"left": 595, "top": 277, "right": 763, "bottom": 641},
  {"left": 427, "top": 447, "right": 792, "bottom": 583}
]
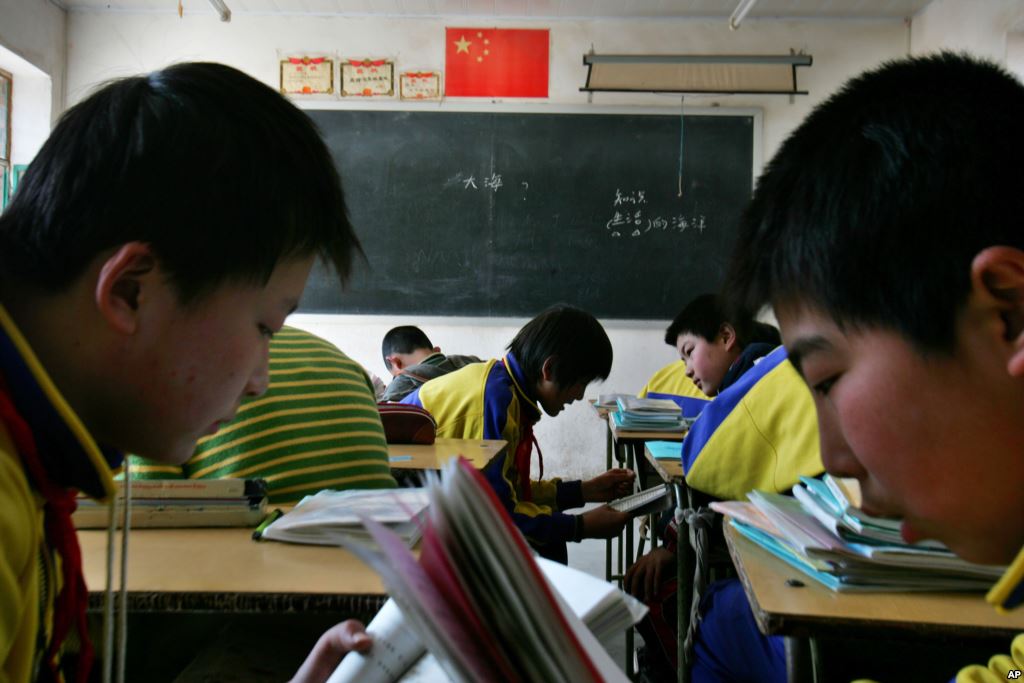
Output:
[
  {"left": 401, "top": 305, "right": 635, "bottom": 563},
  {"left": 129, "top": 326, "right": 397, "bottom": 503},
  {"left": 379, "top": 324, "right": 481, "bottom": 402},
  {"left": 624, "top": 293, "right": 822, "bottom": 678},
  {"left": 637, "top": 307, "right": 711, "bottom": 418},
  {"left": 690, "top": 52, "right": 1024, "bottom": 682},
  {"left": 0, "top": 63, "right": 371, "bottom": 683}
]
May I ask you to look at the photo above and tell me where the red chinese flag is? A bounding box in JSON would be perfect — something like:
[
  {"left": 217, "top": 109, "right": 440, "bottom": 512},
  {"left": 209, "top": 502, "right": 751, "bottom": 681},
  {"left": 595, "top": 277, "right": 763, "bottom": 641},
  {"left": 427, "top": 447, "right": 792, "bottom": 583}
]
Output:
[{"left": 445, "top": 28, "right": 549, "bottom": 98}]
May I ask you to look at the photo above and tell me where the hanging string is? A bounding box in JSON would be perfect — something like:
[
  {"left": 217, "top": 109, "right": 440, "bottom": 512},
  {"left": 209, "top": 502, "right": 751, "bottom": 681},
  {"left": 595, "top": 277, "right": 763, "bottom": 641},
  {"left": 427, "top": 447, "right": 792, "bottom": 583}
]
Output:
[{"left": 677, "top": 95, "right": 686, "bottom": 198}]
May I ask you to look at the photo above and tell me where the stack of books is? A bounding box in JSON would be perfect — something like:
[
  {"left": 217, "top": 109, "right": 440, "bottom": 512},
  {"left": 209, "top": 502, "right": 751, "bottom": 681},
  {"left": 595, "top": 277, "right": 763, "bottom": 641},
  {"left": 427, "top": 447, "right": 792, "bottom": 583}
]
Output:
[
  {"left": 328, "top": 457, "right": 642, "bottom": 683},
  {"left": 610, "top": 396, "right": 690, "bottom": 432},
  {"left": 713, "top": 475, "right": 1005, "bottom": 593},
  {"left": 72, "top": 478, "right": 268, "bottom": 529},
  {"left": 260, "top": 488, "right": 430, "bottom": 548}
]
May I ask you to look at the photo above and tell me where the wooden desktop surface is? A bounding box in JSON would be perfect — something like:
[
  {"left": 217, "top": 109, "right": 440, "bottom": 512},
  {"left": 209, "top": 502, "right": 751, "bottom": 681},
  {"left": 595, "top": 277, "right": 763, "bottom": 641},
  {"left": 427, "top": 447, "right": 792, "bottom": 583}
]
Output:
[
  {"left": 724, "top": 521, "right": 1024, "bottom": 640},
  {"left": 79, "top": 525, "right": 387, "bottom": 614},
  {"left": 643, "top": 442, "right": 684, "bottom": 482},
  {"left": 388, "top": 437, "right": 507, "bottom": 470}
]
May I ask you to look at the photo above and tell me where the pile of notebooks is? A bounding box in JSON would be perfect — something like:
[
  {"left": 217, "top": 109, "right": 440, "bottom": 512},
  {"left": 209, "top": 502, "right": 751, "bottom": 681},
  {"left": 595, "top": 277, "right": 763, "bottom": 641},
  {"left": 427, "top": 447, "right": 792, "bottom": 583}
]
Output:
[
  {"left": 609, "top": 396, "right": 690, "bottom": 432},
  {"left": 713, "top": 475, "right": 1006, "bottom": 593},
  {"left": 72, "top": 478, "right": 268, "bottom": 528}
]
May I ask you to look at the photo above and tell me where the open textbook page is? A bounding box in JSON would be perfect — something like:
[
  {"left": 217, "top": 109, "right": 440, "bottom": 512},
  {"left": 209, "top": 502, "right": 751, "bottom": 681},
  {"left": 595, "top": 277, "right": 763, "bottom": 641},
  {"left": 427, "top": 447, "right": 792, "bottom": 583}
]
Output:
[
  {"left": 332, "top": 457, "right": 635, "bottom": 683},
  {"left": 329, "top": 560, "right": 647, "bottom": 683}
]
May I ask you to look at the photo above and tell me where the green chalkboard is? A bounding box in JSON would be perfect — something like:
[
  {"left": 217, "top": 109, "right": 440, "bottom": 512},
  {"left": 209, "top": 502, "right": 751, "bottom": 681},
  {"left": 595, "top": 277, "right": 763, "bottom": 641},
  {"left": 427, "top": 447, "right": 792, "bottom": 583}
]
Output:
[{"left": 301, "top": 109, "right": 754, "bottom": 318}]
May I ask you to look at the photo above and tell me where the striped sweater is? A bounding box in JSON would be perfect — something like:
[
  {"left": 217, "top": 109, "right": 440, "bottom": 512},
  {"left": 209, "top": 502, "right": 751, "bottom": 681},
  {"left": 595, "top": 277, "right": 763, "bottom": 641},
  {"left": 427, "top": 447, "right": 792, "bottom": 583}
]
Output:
[{"left": 130, "top": 326, "right": 396, "bottom": 502}]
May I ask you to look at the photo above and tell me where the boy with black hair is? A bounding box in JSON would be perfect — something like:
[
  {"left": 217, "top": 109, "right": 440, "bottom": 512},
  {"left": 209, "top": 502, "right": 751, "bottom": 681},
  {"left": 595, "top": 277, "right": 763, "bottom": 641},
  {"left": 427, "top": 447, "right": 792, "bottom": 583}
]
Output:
[
  {"left": 624, "top": 293, "right": 821, "bottom": 677},
  {"left": 0, "top": 62, "right": 369, "bottom": 682},
  {"left": 402, "top": 304, "right": 635, "bottom": 563},
  {"left": 379, "top": 325, "right": 480, "bottom": 402},
  {"left": 691, "top": 52, "right": 1024, "bottom": 681},
  {"left": 636, "top": 307, "right": 711, "bottom": 419}
]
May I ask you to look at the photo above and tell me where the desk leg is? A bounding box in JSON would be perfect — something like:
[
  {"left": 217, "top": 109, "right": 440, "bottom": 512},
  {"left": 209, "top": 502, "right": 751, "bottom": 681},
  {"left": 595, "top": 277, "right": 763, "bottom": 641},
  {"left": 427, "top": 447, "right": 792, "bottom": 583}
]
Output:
[
  {"left": 623, "top": 442, "right": 639, "bottom": 679},
  {"left": 784, "top": 637, "right": 819, "bottom": 683},
  {"left": 605, "top": 425, "right": 614, "bottom": 583},
  {"left": 675, "top": 483, "right": 695, "bottom": 683}
]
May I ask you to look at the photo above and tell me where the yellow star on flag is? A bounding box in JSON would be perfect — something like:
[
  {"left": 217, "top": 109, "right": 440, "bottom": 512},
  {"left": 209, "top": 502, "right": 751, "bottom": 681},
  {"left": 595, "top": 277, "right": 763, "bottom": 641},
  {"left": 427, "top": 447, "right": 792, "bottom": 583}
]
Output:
[{"left": 454, "top": 35, "right": 472, "bottom": 54}]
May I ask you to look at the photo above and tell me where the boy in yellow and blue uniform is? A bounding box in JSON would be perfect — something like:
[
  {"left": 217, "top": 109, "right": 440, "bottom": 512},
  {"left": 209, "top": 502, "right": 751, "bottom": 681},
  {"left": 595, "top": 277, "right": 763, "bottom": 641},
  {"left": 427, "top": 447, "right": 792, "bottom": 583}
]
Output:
[
  {"left": 0, "top": 63, "right": 373, "bottom": 682},
  {"left": 637, "top": 306, "right": 714, "bottom": 418},
  {"left": 698, "top": 52, "right": 1024, "bottom": 681},
  {"left": 402, "top": 305, "right": 636, "bottom": 563},
  {"left": 625, "top": 294, "right": 822, "bottom": 677}
]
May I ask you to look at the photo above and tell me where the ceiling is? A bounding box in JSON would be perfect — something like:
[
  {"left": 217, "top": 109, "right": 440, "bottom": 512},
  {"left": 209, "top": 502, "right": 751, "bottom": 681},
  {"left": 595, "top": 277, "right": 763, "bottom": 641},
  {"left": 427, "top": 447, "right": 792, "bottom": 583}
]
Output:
[{"left": 57, "top": 0, "right": 934, "bottom": 20}]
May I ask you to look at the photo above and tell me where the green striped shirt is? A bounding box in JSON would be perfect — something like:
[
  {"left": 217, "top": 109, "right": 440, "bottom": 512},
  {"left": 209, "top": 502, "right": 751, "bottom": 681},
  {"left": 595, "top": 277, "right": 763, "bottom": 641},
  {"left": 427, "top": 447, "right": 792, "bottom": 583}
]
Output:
[{"left": 130, "top": 326, "right": 396, "bottom": 503}]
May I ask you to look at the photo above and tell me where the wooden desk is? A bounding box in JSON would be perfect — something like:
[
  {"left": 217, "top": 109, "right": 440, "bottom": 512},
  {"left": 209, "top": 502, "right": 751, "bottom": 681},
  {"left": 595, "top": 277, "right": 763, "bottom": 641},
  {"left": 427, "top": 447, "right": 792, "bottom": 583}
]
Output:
[
  {"left": 724, "top": 520, "right": 1024, "bottom": 681},
  {"left": 79, "top": 526, "right": 386, "bottom": 614},
  {"left": 387, "top": 437, "right": 507, "bottom": 470},
  {"left": 643, "top": 441, "right": 684, "bottom": 482}
]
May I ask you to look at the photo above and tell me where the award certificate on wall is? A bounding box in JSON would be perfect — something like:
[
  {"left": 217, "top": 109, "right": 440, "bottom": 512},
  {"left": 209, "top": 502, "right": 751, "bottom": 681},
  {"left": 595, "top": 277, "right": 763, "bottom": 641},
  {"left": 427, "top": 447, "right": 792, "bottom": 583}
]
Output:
[
  {"left": 280, "top": 56, "right": 334, "bottom": 95},
  {"left": 399, "top": 71, "right": 441, "bottom": 100},
  {"left": 341, "top": 59, "right": 394, "bottom": 97}
]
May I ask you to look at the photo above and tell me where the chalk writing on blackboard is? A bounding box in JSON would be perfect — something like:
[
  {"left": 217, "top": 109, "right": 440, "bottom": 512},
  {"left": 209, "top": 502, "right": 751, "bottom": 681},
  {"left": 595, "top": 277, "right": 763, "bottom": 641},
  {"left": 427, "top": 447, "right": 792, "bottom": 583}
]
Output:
[{"left": 604, "top": 188, "right": 707, "bottom": 239}]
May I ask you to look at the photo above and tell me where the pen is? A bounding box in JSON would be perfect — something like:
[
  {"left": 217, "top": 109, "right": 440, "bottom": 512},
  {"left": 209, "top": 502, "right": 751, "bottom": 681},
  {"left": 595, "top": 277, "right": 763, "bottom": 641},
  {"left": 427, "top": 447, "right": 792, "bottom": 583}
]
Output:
[{"left": 252, "top": 508, "right": 284, "bottom": 540}]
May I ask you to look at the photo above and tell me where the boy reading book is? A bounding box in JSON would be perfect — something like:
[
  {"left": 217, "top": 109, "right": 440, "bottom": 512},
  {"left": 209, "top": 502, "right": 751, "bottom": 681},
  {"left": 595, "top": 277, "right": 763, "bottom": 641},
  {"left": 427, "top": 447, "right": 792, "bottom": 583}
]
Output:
[
  {"left": 0, "top": 63, "right": 370, "bottom": 682},
  {"left": 692, "top": 52, "right": 1024, "bottom": 681},
  {"left": 401, "top": 305, "right": 635, "bottom": 563},
  {"left": 624, "top": 293, "right": 822, "bottom": 677},
  {"left": 636, "top": 305, "right": 711, "bottom": 418}
]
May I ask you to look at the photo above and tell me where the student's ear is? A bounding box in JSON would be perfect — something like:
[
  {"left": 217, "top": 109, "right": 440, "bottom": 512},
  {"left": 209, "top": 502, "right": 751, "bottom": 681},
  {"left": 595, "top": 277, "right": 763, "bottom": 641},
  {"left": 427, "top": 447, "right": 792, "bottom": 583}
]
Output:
[
  {"left": 94, "top": 242, "right": 158, "bottom": 335},
  {"left": 719, "top": 323, "right": 738, "bottom": 351},
  {"left": 388, "top": 355, "right": 405, "bottom": 372},
  {"left": 541, "top": 356, "right": 557, "bottom": 382},
  {"left": 433, "top": 346, "right": 441, "bottom": 353},
  {"left": 970, "top": 246, "right": 1024, "bottom": 377}
]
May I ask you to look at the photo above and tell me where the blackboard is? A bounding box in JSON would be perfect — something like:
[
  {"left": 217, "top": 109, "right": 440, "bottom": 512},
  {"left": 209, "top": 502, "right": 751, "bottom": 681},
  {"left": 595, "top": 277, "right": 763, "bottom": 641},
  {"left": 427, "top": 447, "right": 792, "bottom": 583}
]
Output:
[{"left": 300, "top": 109, "right": 754, "bottom": 319}]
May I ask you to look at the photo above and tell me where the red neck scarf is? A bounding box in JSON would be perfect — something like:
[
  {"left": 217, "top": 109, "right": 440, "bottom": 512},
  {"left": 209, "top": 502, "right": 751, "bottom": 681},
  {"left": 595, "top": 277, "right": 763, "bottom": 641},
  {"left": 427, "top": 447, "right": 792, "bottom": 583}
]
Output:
[{"left": 0, "top": 380, "right": 93, "bottom": 683}]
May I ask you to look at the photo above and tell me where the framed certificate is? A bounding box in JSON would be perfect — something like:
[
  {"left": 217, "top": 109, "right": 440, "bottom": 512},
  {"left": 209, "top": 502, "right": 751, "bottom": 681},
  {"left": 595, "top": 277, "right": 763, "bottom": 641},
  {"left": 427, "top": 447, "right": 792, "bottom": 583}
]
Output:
[
  {"left": 341, "top": 59, "right": 394, "bottom": 97},
  {"left": 399, "top": 71, "right": 441, "bottom": 100},
  {"left": 280, "top": 56, "right": 334, "bottom": 95}
]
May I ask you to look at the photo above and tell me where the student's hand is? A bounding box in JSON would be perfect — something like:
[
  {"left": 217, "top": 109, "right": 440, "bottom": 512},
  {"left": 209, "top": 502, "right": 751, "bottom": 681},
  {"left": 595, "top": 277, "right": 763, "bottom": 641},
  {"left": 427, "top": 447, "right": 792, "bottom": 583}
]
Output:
[
  {"left": 624, "top": 547, "right": 675, "bottom": 601},
  {"left": 289, "top": 620, "right": 372, "bottom": 683},
  {"left": 580, "top": 505, "right": 631, "bottom": 539},
  {"left": 581, "top": 468, "right": 636, "bottom": 502}
]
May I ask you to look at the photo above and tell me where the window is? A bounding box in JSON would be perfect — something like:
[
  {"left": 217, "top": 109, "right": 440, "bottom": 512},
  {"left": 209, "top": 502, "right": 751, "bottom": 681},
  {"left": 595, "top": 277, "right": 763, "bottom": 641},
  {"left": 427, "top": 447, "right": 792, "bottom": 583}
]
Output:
[{"left": 0, "top": 68, "right": 10, "bottom": 211}]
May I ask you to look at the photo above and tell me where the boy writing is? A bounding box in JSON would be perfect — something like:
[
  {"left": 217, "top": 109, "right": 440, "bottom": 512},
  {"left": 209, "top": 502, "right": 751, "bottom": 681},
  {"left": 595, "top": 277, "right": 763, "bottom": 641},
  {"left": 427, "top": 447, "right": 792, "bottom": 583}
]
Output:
[
  {"left": 402, "top": 305, "right": 635, "bottom": 563},
  {"left": 0, "top": 62, "right": 370, "bottom": 682},
  {"left": 692, "top": 52, "right": 1024, "bottom": 681}
]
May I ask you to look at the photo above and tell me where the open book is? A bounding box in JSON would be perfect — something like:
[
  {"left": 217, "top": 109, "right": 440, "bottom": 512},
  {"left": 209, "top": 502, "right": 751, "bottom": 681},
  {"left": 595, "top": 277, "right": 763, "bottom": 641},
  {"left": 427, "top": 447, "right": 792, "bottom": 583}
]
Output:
[
  {"left": 330, "top": 457, "right": 643, "bottom": 682},
  {"left": 260, "top": 488, "right": 429, "bottom": 548}
]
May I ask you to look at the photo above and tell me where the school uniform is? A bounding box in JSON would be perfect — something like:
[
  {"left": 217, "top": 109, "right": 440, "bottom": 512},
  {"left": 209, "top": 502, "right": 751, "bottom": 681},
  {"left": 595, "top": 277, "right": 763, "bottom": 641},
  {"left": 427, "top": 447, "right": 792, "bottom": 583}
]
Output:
[
  {"left": 0, "top": 304, "right": 119, "bottom": 683},
  {"left": 637, "top": 359, "right": 710, "bottom": 418},
  {"left": 682, "top": 344, "right": 823, "bottom": 501},
  {"left": 638, "top": 344, "right": 823, "bottom": 676},
  {"left": 402, "top": 353, "right": 584, "bottom": 563},
  {"left": 130, "top": 327, "right": 397, "bottom": 503},
  {"left": 380, "top": 351, "right": 481, "bottom": 402}
]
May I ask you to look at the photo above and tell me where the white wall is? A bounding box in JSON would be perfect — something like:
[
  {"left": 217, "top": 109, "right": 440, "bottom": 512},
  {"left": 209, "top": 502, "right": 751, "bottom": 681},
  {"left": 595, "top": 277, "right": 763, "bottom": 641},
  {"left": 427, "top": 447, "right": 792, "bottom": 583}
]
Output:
[
  {"left": 911, "top": 0, "right": 1024, "bottom": 63},
  {"left": 0, "top": 44, "right": 52, "bottom": 167},
  {"left": 0, "top": 0, "right": 65, "bottom": 125},
  {"left": 64, "top": 11, "right": 908, "bottom": 479}
]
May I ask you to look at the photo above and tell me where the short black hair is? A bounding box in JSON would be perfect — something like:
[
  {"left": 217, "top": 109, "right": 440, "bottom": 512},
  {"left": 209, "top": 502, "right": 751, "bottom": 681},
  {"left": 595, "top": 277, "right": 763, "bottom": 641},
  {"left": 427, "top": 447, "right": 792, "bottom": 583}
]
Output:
[
  {"left": 725, "top": 52, "right": 1024, "bottom": 353},
  {"left": 382, "top": 326, "right": 434, "bottom": 370},
  {"left": 0, "top": 62, "right": 360, "bottom": 304},
  {"left": 508, "top": 304, "right": 612, "bottom": 390},
  {"left": 663, "top": 293, "right": 775, "bottom": 348}
]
